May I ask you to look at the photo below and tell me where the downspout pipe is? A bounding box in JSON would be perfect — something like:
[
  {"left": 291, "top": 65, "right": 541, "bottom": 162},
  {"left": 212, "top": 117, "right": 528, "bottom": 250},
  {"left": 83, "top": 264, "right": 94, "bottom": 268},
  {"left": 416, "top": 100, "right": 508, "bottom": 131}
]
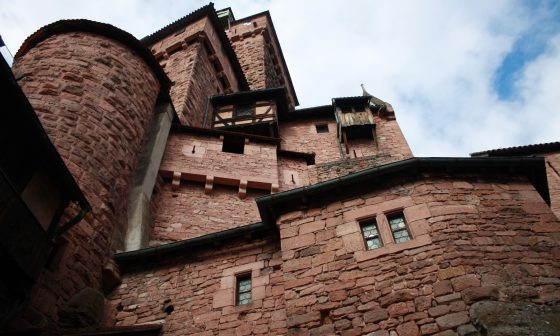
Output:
[{"left": 54, "top": 205, "right": 91, "bottom": 240}]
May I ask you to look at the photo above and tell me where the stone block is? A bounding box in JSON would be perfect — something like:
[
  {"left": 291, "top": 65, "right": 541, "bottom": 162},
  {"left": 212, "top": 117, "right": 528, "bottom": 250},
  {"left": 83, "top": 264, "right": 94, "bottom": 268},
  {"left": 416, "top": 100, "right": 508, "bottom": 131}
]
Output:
[{"left": 435, "top": 311, "right": 469, "bottom": 330}]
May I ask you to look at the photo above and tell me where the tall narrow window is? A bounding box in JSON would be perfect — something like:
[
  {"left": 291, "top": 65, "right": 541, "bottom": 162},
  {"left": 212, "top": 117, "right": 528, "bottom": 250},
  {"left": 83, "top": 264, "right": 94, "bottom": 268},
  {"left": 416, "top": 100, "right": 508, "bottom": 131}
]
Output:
[
  {"left": 388, "top": 213, "right": 411, "bottom": 243},
  {"left": 236, "top": 274, "right": 252, "bottom": 305},
  {"left": 360, "top": 219, "right": 382, "bottom": 250}
]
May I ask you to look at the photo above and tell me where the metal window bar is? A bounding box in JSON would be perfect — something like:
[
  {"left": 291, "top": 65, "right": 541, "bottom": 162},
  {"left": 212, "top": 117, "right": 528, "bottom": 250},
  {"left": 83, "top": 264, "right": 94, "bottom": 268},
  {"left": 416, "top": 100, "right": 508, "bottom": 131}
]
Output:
[
  {"left": 360, "top": 220, "right": 382, "bottom": 250},
  {"left": 236, "top": 275, "right": 252, "bottom": 305},
  {"left": 388, "top": 214, "right": 411, "bottom": 243}
]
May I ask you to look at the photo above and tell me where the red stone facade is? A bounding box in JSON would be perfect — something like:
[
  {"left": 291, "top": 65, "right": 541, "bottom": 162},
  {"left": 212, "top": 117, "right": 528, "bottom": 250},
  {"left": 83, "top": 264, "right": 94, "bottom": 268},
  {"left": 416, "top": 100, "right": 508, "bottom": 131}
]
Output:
[
  {"left": 275, "top": 174, "right": 560, "bottom": 335},
  {"left": 228, "top": 13, "right": 297, "bottom": 108},
  {"left": 149, "top": 16, "right": 243, "bottom": 126},
  {"left": 110, "top": 238, "right": 286, "bottom": 335},
  {"left": 6, "top": 4, "right": 560, "bottom": 336}
]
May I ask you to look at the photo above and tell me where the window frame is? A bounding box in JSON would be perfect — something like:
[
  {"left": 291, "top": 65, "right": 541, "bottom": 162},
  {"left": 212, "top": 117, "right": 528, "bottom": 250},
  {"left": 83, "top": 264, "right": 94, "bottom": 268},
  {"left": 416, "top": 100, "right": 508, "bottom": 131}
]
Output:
[
  {"left": 387, "top": 211, "right": 412, "bottom": 243},
  {"left": 235, "top": 273, "right": 252, "bottom": 306},
  {"left": 359, "top": 218, "right": 383, "bottom": 250}
]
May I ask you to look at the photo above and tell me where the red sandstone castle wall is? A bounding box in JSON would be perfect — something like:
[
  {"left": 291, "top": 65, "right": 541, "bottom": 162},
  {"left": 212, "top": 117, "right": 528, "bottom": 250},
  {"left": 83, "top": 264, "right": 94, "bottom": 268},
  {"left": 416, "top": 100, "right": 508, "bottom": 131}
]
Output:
[
  {"left": 280, "top": 119, "right": 341, "bottom": 164},
  {"left": 277, "top": 157, "right": 310, "bottom": 191},
  {"left": 150, "top": 132, "right": 278, "bottom": 242},
  {"left": 12, "top": 32, "right": 160, "bottom": 324},
  {"left": 149, "top": 17, "right": 242, "bottom": 126},
  {"left": 277, "top": 175, "right": 560, "bottom": 335},
  {"left": 159, "top": 132, "right": 278, "bottom": 188},
  {"left": 279, "top": 113, "right": 413, "bottom": 174},
  {"left": 228, "top": 14, "right": 296, "bottom": 108},
  {"left": 149, "top": 182, "right": 265, "bottom": 245},
  {"left": 109, "top": 239, "right": 287, "bottom": 335}
]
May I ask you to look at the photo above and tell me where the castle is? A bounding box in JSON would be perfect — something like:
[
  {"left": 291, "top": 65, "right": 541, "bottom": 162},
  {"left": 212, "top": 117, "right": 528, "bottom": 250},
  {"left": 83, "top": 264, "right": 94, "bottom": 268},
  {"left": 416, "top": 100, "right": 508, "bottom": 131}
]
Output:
[{"left": 1, "top": 3, "right": 560, "bottom": 336}]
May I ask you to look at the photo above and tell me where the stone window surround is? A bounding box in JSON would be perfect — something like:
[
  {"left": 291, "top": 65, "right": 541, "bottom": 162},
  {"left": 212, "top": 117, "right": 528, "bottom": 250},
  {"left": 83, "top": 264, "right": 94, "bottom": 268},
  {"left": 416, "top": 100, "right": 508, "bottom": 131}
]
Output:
[
  {"left": 336, "top": 196, "right": 432, "bottom": 262},
  {"left": 212, "top": 261, "right": 268, "bottom": 311}
]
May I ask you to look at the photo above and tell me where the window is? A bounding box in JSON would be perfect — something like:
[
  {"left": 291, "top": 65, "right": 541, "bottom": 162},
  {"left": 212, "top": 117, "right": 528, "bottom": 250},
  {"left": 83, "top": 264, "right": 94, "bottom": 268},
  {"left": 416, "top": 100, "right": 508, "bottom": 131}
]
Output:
[
  {"left": 222, "top": 136, "right": 244, "bottom": 154},
  {"left": 233, "top": 103, "right": 255, "bottom": 118},
  {"left": 360, "top": 219, "right": 382, "bottom": 250},
  {"left": 236, "top": 274, "right": 252, "bottom": 305},
  {"left": 388, "top": 213, "right": 411, "bottom": 243},
  {"left": 315, "top": 124, "right": 329, "bottom": 133}
]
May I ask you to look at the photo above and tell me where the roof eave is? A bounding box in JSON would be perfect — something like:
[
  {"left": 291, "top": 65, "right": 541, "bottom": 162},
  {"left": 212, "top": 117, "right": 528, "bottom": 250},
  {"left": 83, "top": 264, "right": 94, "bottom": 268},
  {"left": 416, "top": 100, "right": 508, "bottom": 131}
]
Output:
[
  {"left": 256, "top": 157, "right": 550, "bottom": 226},
  {"left": 141, "top": 3, "right": 249, "bottom": 91}
]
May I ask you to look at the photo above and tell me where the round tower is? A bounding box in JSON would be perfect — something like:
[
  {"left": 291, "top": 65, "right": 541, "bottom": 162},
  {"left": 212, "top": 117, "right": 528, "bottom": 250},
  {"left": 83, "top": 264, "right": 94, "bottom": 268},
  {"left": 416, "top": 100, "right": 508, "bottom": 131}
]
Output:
[{"left": 12, "top": 20, "right": 169, "bottom": 327}]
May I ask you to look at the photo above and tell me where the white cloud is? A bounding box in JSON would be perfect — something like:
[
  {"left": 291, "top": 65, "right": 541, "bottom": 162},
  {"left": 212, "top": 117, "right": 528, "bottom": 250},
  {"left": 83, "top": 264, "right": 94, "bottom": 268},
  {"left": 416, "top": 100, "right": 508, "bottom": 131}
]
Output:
[{"left": 1, "top": 0, "right": 558, "bottom": 157}]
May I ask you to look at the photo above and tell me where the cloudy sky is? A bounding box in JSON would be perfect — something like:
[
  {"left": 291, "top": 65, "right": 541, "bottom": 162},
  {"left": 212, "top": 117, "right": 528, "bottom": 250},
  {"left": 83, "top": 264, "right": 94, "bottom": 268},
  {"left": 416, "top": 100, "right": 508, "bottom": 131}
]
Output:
[{"left": 1, "top": 0, "right": 559, "bottom": 156}]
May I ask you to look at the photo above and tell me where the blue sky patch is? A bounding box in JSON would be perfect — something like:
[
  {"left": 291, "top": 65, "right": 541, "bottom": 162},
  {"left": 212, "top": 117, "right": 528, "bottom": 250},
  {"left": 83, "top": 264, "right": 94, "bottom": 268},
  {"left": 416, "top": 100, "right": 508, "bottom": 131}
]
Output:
[{"left": 494, "top": 0, "right": 560, "bottom": 100}]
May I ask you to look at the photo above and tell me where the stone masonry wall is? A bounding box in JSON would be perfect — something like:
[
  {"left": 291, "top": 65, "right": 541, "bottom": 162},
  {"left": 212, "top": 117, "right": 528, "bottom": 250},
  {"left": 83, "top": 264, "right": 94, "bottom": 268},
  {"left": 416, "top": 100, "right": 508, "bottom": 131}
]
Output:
[
  {"left": 12, "top": 32, "right": 160, "bottom": 325},
  {"left": 159, "top": 132, "right": 278, "bottom": 188},
  {"left": 312, "top": 154, "right": 395, "bottom": 184},
  {"left": 375, "top": 115, "right": 413, "bottom": 161},
  {"left": 228, "top": 14, "right": 296, "bottom": 108},
  {"left": 149, "top": 17, "right": 241, "bottom": 126},
  {"left": 277, "top": 174, "right": 560, "bottom": 335},
  {"left": 278, "top": 156, "right": 310, "bottom": 192},
  {"left": 280, "top": 119, "right": 341, "bottom": 164},
  {"left": 109, "top": 238, "right": 287, "bottom": 336},
  {"left": 281, "top": 113, "right": 413, "bottom": 183},
  {"left": 229, "top": 33, "right": 266, "bottom": 90},
  {"left": 149, "top": 182, "right": 265, "bottom": 245}
]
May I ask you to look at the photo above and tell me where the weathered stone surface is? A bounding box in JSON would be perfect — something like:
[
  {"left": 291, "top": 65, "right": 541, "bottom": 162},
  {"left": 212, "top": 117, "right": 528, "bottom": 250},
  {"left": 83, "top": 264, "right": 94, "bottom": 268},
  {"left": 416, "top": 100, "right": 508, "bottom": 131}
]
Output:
[
  {"left": 470, "top": 301, "right": 560, "bottom": 336},
  {"left": 58, "top": 288, "right": 105, "bottom": 329}
]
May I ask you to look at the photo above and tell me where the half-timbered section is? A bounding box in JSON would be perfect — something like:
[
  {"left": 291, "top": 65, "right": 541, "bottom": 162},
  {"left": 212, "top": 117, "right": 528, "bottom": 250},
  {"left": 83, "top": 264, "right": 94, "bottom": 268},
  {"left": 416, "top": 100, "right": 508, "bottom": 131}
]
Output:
[{"left": 207, "top": 88, "right": 288, "bottom": 137}]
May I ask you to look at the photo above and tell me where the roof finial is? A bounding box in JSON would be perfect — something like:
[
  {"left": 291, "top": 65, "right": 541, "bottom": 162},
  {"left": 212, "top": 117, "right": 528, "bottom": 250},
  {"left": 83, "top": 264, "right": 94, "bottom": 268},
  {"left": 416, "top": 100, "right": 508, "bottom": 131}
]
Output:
[{"left": 360, "top": 83, "right": 371, "bottom": 97}]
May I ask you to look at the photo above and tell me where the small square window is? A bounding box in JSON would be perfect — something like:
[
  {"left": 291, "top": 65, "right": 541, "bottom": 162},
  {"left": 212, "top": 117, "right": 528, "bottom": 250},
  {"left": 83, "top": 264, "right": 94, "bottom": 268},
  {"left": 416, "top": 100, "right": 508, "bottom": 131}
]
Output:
[
  {"left": 388, "top": 213, "right": 411, "bottom": 243},
  {"left": 360, "top": 219, "right": 382, "bottom": 250},
  {"left": 315, "top": 124, "right": 329, "bottom": 133},
  {"left": 236, "top": 274, "right": 252, "bottom": 305},
  {"left": 222, "top": 136, "right": 244, "bottom": 154}
]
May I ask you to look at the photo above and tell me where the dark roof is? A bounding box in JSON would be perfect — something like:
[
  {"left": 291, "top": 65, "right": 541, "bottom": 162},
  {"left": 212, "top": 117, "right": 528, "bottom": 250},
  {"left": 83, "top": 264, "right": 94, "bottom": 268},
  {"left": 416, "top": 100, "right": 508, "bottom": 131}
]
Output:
[
  {"left": 471, "top": 141, "right": 560, "bottom": 157},
  {"left": 14, "top": 19, "right": 170, "bottom": 95},
  {"left": 255, "top": 157, "right": 550, "bottom": 226},
  {"left": 171, "top": 124, "right": 281, "bottom": 144},
  {"left": 332, "top": 96, "right": 372, "bottom": 105},
  {"left": 1, "top": 54, "right": 89, "bottom": 211},
  {"left": 281, "top": 105, "right": 334, "bottom": 121},
  {"left": 114, "top": 222, "right": 271, "bottom": 273},
  {"left": 141, "top": 3, "right": 249, "bottom": 91},
  {"left": 232, "top": 10, "right": 299, "bottom": 106}
]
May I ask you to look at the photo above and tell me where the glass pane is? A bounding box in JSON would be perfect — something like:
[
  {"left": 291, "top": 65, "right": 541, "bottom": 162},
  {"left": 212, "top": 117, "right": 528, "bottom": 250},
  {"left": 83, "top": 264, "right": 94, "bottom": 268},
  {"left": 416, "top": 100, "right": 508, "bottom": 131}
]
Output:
[
  {"left": 393, "top": 229, "right": 411, "bottom": 243},
  {"left": 237, "top": 276, "right": 252, "bottom": 305},
  {"left": 389, "top": 216, "right": 406, "bottom": 230},
  {"left": 366, "top": 238, "right": 381, "bottom": 250},
  {"left": 361, "top": 222, "right": 379, "bottom": 238}
]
